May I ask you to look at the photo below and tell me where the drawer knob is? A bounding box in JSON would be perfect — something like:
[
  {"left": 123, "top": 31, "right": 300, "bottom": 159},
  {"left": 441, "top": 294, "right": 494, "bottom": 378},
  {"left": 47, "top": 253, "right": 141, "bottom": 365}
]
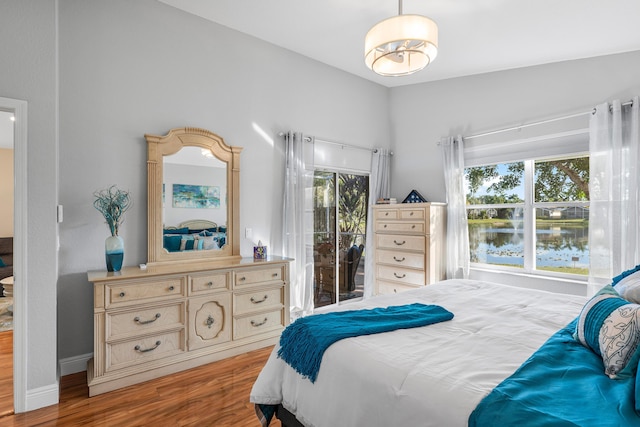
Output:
[
  {"left": 393, "top": 240, "right": 406, "bottom": 246},
  {"left": 250, "top": 295, "right": 269, "bottom": 304},
  {"left": 168, "top": 285, "right": 175, "bottom": 291},
  {"left": 251, "top": 317, "right": 268, "bottom": 327},
  {"left": 385, "top": 212, "right": 389, "bottom": 216},
  {"left": 134, "top": 313, "right": 161, "bottom": 325},
  {"left": 393, "top": 256, "right": 406, "bottom": 262},
  {"left": 411, "top": 225, "right": 416, "bottom": 229},
  {"left": 207, "top": 281, "right": 213, "bottom": 287},
  {"left": 134, "top": 340, "right": 161, "bottom": 353},
  {"left": 393, "top": 272, "right": 406, "bottom": 279},
  {"left": 272, "top": 273, "right": 278, "bottom": 277},
  {"left": 410, "top": 212, "right": 414, "bottom": 216},
  {"left": 239, "top": 276, "right": 246, "bottom": 282},
  {"left": 206, "top": 315, "right": 215, "bottom": 328},
  {"left": 119, "top": 292, "right": 126, "bottom": 298}
]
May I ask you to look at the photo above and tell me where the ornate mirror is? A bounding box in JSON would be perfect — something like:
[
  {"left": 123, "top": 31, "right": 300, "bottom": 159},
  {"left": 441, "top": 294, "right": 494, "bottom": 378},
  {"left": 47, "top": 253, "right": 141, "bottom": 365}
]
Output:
[{"left": 145, "top": 127, "right": 242, "bottom": 265}]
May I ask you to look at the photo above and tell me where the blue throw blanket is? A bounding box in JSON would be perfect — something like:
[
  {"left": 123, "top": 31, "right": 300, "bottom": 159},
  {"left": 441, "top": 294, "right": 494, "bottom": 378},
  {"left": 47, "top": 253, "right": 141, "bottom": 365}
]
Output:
[
  {"left": 469, "top": 319, "right": 640, "bottom": 426},
  {"left": 278, "top": 303, "right": 454, "bottom": 383}
]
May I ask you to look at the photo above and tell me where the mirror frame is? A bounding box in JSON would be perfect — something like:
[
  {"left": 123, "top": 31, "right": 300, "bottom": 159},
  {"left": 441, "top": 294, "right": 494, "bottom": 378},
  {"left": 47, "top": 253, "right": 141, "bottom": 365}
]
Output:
[{"left": 145, "top": 127, "right": 242, "bottom": 265}]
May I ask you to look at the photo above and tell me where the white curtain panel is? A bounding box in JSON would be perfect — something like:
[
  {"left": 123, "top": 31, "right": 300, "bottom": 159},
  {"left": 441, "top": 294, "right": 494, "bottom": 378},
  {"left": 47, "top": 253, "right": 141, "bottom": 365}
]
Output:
[
  {"left": 440, "top": 136, "right": 470, "bottom": 279},
  {"left": 588, "top": 96, "right": 640, "bottom": 296},
  {"left": 282, "top": 132, "right": 315, "bottom": 319},
  {"left": 363, "top": 148, "right": 391, "bottom": 298}
]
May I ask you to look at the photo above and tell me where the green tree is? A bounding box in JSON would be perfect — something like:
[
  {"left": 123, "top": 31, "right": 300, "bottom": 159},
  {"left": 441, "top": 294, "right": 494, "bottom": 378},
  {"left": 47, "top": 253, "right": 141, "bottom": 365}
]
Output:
[{"left": 465, "top": 157, "right": 589, "bottom": 203}]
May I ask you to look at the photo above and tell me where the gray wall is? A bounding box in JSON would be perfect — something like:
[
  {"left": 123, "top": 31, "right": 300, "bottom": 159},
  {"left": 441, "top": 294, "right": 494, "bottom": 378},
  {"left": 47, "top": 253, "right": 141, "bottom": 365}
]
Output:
[
  {"left": 0, "top": 0, "right": 59, "bottom": 400},
  {"left": 389, "top": 50, "right": 640, "bottom": 203},
  {"left": 56, "top": 0, "right": 390, "bottom": 363}
]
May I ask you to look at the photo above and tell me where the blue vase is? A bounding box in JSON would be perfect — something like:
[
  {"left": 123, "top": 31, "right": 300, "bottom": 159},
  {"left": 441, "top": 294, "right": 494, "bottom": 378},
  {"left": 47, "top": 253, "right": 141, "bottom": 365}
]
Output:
[{"left": 105, "top": 235, "right": 124, "bottom": 272}]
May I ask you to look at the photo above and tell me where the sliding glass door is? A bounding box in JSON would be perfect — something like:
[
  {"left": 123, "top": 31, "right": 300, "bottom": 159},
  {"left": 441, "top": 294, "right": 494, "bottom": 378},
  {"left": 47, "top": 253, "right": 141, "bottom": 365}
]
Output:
[{"left": 313, "top": 171, "right": 369, "bottom": 308}]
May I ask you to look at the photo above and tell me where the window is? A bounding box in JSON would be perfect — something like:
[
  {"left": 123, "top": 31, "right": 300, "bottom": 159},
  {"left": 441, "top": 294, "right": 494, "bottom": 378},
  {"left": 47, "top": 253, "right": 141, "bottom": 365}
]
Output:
[{"left": 465, "top": 155, "right": 589, "bottom": 276}]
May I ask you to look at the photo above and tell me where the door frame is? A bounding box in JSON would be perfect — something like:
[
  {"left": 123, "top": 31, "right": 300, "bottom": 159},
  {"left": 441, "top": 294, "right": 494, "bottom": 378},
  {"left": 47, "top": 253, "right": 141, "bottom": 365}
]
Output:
[{"left": 1, "top": 96, "right": 28, "bottom": 413}]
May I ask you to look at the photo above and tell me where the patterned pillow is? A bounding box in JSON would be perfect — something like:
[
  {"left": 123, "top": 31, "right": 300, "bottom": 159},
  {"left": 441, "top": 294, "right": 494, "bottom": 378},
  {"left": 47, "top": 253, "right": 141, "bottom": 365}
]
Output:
[
  {"left": 613, "top": 266, "right": 640, "bottom": 304},
  {"left": 575, "top": 285, "right": 640, "bottom": 379}
]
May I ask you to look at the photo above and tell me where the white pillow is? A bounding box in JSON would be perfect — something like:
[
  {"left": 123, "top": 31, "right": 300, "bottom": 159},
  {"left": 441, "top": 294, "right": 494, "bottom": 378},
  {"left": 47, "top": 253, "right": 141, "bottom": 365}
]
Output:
[
  {"left": 616, "top": 271, "right": 640, "bottom": 303},
  {"left": 198, "top": 235, "right": 220, "bottom": 250}
]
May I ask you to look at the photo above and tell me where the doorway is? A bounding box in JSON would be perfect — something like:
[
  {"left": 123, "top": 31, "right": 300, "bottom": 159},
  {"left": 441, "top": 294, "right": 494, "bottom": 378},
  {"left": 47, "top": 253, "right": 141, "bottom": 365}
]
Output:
[
  {"left": 312, "top": 171, "right": 369, "bottom": 308},
  {"left": 0, "top": 96, "right": 27, "bottom": 414}
]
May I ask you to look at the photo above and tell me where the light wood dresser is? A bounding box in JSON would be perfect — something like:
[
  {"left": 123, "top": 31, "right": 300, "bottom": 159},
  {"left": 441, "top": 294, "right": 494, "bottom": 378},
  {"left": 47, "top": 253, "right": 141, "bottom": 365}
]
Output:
[
  {"left": 87, "top": 256, "right": 290, "bottom": 396},
  {"left": 373, "top": 202, "right": 447, "bottom": 295}
]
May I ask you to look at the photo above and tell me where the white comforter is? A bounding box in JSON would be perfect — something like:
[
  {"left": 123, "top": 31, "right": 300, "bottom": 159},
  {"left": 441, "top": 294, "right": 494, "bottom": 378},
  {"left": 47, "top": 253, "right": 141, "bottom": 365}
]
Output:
[{"left": 250, "top": 279, "right": 586, "bottom": 427}]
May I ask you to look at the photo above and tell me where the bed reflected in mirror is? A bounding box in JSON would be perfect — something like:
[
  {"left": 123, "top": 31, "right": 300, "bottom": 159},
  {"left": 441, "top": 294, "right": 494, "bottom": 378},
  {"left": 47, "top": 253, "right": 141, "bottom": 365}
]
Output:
[{"left": 162, "top": 147, "right": 227, "bottom": 253}]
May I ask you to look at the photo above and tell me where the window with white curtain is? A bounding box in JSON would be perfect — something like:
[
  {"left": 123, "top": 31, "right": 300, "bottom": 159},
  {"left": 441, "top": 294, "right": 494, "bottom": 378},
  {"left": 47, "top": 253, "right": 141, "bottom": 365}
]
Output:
[{"left": 464, "top": 125, "right": 590, "bottom": 279}]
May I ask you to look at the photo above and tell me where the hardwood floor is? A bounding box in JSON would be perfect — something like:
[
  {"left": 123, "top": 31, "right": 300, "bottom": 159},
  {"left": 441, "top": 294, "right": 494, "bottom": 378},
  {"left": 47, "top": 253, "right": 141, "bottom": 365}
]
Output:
[
  {"left": 1, "top": 344, "right": 281, "bottom": 426},
  {"left": 0, "top": 330, "right": 13, "bottom": 418}
]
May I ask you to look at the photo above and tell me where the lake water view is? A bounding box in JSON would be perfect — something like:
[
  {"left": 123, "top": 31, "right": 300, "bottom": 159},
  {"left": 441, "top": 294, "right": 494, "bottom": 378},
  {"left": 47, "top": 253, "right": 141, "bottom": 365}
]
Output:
[{"left": 468, "top": 221, "right": 589, "bottom": 274}]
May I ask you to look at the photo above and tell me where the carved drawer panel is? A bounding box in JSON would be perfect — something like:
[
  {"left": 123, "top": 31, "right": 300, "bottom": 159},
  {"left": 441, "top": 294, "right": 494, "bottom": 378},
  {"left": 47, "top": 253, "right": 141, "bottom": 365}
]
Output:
[
  {"left": 106, "top": 302, "right": 185, "bottom": 341},
  {"left": 376, "top": 249, "right": 425, "bottom": 270},
  {"left": 376, "top": 221, "right": 425, "bottom": 234},
  {"left": 106, "top": 329, "right": 185, "bottom": 372},
  {"left": 376, "top": 265, "right": 425, "bottom": 286},
  {"left": 190, "top": 271, "right": 229, "bottom": 294},
  {"left": 188, "top": 293, "right": 232, "bottom": 351},
  {"left": 233, "top": 309, "right": 284, "bottom": 340},
  {"left": 105, "top": 277, "right": 185, "bottom": 309},
  {"left": 234, "top": 286, "right": 283, "bottom": 316},
  {"left": 234, "top": 267, "right": 282, "bottom": 288},
  {"left": 376, "top": 234, "right": 425, "bottom": 252}
]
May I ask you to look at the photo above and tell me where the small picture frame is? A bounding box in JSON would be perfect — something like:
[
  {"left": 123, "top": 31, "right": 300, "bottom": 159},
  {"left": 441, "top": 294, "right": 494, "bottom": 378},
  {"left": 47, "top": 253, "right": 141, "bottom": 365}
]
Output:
[{"left": 402, "top": 189, "right": 428, "bottom": 204}]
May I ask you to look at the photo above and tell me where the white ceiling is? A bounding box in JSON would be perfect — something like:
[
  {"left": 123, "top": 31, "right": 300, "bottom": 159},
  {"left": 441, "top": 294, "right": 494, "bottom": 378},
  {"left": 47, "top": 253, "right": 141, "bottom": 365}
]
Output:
[{"left": 158, "top": 0, "right": 640, "bottom": 88}]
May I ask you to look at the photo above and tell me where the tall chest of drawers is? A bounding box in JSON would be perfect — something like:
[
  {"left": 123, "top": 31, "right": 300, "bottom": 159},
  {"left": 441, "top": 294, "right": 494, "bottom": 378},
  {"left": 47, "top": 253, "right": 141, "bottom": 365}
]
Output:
[
  {"left": 373, "top": 202, "right": 446, "bottom": 294},
  {"left": 87, "top": 257, "right": 290, "bottom": 396}
]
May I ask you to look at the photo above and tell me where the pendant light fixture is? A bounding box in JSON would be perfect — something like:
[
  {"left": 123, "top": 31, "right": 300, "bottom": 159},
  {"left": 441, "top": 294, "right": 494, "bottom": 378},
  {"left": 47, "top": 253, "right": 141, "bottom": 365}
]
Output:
[{"left": 364, "top": 0, "right": 438, "bottom": 77}]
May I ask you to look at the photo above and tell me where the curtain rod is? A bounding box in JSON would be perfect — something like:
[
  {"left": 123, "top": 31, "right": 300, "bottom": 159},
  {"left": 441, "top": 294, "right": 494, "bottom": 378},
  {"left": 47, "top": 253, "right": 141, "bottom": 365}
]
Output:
[
  {"left": 279, "top": 132, "right": 392, "bottom": 154},
  {"left": 463, "top": 99, "right": 634, "bottom": 141}
]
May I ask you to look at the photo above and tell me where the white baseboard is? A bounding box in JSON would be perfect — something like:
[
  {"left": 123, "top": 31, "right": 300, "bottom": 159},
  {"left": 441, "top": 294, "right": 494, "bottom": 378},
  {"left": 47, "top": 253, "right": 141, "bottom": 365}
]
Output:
[
  {"left": 59, "top": 352, "right": 92, "bottom": 376},
  {"left": 24, "top": 382, "right": 59, "bottom": 412}
]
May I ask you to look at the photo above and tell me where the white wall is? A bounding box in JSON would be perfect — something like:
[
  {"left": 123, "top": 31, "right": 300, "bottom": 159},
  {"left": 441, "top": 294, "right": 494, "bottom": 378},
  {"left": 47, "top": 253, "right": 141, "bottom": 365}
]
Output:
[
  {"left": 0, "top": 0, "right": 59, "bottom": 409},
  {"left": 56, "top": 0, "right": 390, "bottom": 362}
]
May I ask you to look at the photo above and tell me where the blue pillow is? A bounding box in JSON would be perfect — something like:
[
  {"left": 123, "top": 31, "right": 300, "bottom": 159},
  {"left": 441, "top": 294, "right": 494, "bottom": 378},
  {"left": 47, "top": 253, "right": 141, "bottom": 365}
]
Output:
[
  {"left": 218, "top": 226, "right": 227, "bottom": 233},
  {"left": 163, "top": 235, "right": 182, "bottom": 252},
  {"left": 0, "top": 257, "right": 5, "bottom": 268},
  {"left": 575, "top": 285, "right": 640, "bottom": 379},
  {"left": 163, "top": 227, "right": 189, "bottom": 235}
]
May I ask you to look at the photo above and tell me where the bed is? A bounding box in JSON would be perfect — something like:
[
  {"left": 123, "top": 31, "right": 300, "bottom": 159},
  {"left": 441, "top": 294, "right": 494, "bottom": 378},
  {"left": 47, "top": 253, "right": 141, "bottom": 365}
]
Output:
[
  {"left": 162, "top": 219, "right": 227, "bottom": 252},
  {"left": 250, "top": 278, "right": 640, "bottom": 426}
]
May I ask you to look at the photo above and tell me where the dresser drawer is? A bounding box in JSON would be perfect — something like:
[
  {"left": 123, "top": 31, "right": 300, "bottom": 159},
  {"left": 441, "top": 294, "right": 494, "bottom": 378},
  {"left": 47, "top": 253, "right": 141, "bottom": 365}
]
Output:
[
  {"left": 399, "top": 208, "right": 426, "bottom": 220},
  {"left": 375, "top": 208, "right": 399, "bottom": 220},
  {"left": 234, "top": 266, "right": 282, "bottom": 288},
  {"left": 377, "top": 280, "right": 420, "bottom": 295},
  {"left": 376, "top": 265, "right": 425, "bottom": 286},
  {"left": 190, "top": 271, "right": 230, "bottom": 294},
  {"left": 233, "top": 309, "right": 284, "bottom": 340},
  {"left": 106, "top": 302, "right": 185, "bottom": 341},
  {"left": 376, "top": 234, "right": 425, "bottom": 252},
  {"left": 234, "top": 286, "right": 284, "bottom": 316},
  {"left": 376, "top": 221, "right": 425, "bottom": 234},
  {"left": 106, "top": 329, "right": 185, "bottom": 372},
  {"left": 376, "top": 249, "right": 425, "bottom": 269},
  {"left": 105, "top": 277, "right": 185, "bottom": 308}
]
